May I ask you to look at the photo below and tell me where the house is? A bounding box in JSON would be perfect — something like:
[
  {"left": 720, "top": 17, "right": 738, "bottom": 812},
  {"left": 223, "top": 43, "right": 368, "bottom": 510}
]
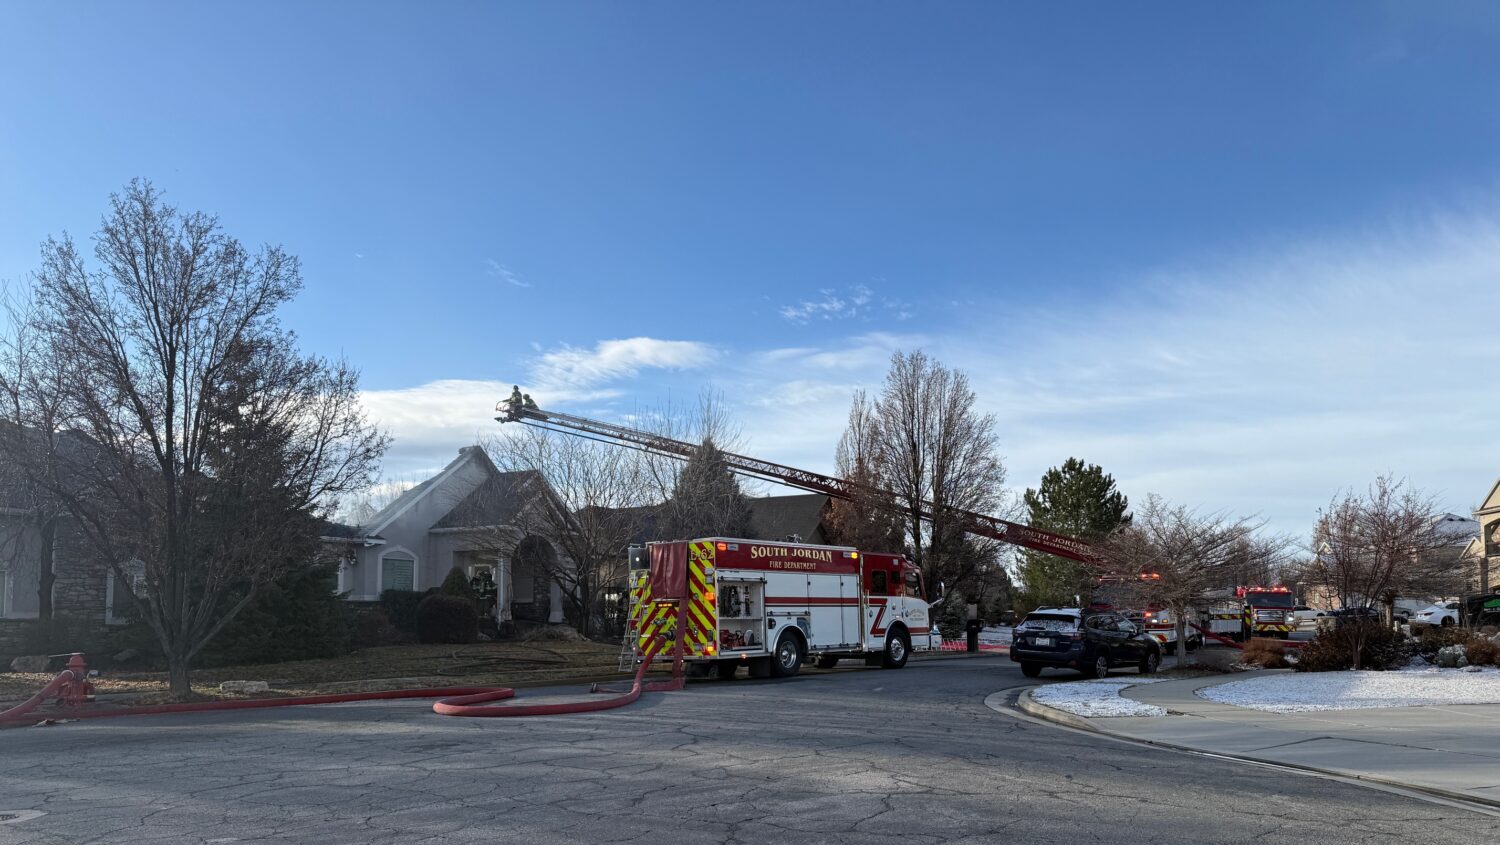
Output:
[
  {"left": 1473, "top": 478, "right": 1500, "bottom": 594},
  {"left": 325, "top": 446, "right": 576, "bottom": 626},
  {"left": 0, "top": 483, "right": 122, "bottom": 658},
  {"left": 747, "top": 493, "right": 834, "bottom": 545}
]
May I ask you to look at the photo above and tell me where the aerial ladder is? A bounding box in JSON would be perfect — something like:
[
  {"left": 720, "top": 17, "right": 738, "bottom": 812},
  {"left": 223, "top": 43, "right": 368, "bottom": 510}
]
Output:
[{"left": 494, "top": 399, "right": 1102, "bottom": 565}]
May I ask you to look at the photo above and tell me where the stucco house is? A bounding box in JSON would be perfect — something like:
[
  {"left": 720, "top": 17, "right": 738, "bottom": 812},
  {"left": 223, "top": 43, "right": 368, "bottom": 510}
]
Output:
[{"left": 323, "top": 446, "right": 576, "bottom": 625}]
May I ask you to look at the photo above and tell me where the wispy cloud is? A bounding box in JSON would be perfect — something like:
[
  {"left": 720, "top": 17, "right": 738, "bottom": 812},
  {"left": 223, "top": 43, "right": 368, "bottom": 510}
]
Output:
[
  {"left": 780, "top": 284, "right": 917, "bottom": 324},
  {"left": 353, "top": 252, "right": 365, "bottom": 259},
  {"left": 530, "top": 337, "right": 718, "bottom": 392},
  {"left": 486, "top": 258, "right": 533, "bottom": 288}
]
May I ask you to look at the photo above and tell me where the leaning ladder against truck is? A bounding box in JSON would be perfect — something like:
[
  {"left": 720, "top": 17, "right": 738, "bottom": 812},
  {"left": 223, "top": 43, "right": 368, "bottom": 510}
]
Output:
[{"left": 624, "top": 537, "right": 934, "bottom": 678}]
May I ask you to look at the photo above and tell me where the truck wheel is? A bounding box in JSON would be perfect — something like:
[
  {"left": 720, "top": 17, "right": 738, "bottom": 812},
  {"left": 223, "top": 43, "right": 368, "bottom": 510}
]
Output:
[
  {"left": 715, "top": 660, "right": 740, "bottom": 680},
  {"left": 814, "top": 655, "right": 840, "bottom": 669},
  {"left": 882, "top": 632, "right": 910, "bottom": 669},
  {"left": 1085, "top": 651, "right": 1110, "bottom": 679},
  {"left": 1020, "top": 662, "right": 1042, "bottom": 678},
  {"left": 771, "top": 634, "right": 803, "bottom": 678},
  {"left": 1164, "top": 642, "right": 1177, "bottom": 656},
  {"left": 685, "top": 662, "right": 712, "bottom": 679}
]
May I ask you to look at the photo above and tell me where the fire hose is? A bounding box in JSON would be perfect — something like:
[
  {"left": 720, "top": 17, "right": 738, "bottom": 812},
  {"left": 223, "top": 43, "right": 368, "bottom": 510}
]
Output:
[{"left": 1, "top": 640, "right": 682, "bottom": 726}]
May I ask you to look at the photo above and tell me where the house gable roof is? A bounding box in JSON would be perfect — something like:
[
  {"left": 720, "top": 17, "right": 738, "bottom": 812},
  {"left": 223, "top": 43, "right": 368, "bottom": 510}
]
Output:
[
  {"left": 364, "top": 446, "right": 494, "bottom": 535},
  {"left": 1478, "top": 477, "right": 1500, "bottom": 517},
  {"left": 432, "top": 470, "right": 543, "bottom": 530},
  {"left": 748, "top": 493, "right": 830, "bottom": 542}
]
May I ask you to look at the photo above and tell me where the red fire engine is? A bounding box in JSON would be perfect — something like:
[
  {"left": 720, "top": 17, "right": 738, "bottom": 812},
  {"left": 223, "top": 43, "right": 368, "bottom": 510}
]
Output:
[
  {"left": 1236, "top": 585, "right": 1295, "bottom": 639},
  {"left": 627, "top": 538, "right": 933, "bottom": 678}
]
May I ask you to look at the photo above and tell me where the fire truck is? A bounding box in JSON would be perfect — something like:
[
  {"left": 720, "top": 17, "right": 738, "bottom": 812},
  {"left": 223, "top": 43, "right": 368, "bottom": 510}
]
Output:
[
  {"left": 1198, "top": 585, "right": 1295, "bottom": 641},
  {"left": 627, "top": 538, "right": 933, "bottom": 678}
]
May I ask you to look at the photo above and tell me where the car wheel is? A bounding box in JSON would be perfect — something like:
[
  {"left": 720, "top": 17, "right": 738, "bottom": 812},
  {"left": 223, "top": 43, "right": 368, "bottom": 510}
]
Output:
[
  {"left": 882, "top": 632, "right": 910, "bottom": 669},
  {"left": 1020, "top": 662, "right": 1042, "bottom": 678},
  {"left": 1140, "top": 649, "right": 1160, "bottom": 675},
  {"left": 1085, "top": 652, "right": 1110, "bottom": 679},
  {"left": 1441, "top": 617, "right": 1453, "bottom": 627},
  {"left": 715, "top": 660, "right": 740, "bottom": 680},
  {"left": 814, "top": 655, "right": 840, "bottom": 669},
  {"left": 770, "top": 634, "right": 803, "bottom": 678}
]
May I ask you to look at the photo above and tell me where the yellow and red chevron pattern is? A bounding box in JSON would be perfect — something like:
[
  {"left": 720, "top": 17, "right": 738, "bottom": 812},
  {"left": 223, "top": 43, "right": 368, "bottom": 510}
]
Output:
[
  {"left": 684, "top": 541, "right": 718, "bottom": 656},
  {"left": 1243, "top": 608, "right": 1292, "bottom": 635}
]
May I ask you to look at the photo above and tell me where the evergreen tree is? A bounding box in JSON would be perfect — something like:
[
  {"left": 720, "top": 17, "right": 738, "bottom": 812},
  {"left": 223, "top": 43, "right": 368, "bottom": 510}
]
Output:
[
  {"left": 662, "top": 439, "right": 753, "bottom": 540},
  {"left": 1017, "top": 458, "right": 1129, "bottom": 609}
]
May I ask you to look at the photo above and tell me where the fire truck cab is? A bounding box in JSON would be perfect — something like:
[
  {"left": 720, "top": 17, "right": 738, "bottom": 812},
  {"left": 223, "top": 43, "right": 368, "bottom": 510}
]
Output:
[{"left": 626, "top": 538, "right": 933, "bottom": 679}]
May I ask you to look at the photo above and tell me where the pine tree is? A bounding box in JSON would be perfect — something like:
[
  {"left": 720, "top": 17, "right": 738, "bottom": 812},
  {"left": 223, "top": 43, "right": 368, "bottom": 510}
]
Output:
[
  {"left": 1017, "top": 458, "right": 1129, "bottom": 609},
  {"left": 662, "top": 439, "right": 753, "bottom": 540}
]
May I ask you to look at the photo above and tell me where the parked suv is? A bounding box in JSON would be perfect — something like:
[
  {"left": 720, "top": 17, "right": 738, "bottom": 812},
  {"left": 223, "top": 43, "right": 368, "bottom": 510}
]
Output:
[{"left": 1010, "top": 608, "right": 1162, "bottom": 679}]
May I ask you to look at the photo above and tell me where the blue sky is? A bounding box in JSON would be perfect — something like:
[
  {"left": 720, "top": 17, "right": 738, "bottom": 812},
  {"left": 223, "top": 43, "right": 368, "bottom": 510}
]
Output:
[{"left": 3, "top": 3, "right": 1499, "bottom": 538}]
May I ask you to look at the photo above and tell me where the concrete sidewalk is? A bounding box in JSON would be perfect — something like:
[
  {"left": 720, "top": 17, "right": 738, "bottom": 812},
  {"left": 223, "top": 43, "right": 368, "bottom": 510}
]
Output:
[{"left": 1020, "top": 673, "right": 1500, "bottom": 809}]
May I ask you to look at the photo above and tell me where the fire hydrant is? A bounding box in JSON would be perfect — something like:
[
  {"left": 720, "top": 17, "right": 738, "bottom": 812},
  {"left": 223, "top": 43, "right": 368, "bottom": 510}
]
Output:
[{"left": 56, "top": 654, "right": 96, "bottom": 707}]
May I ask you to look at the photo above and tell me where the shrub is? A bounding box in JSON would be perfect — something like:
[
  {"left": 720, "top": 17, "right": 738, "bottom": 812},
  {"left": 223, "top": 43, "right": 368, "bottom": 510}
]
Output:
[
  {"left": 416, "top": 594, "right": 478, "bottom": 644},
  {"left": 380, "top": 589, "right": 426, "bottom": 635},
  {"left": 199, "top": 565, "right": 352, "bottom": 667},
  {"left": 350, "top": 607, "right": 400, "bottom": 650},
  {"left": 1465, "top": 637, "right": 1499, "bottom": 667},
  {"left": 1415, "top": 625, "right": 1475, "bottom": 660},
  {"left": 1241, "top": 639, "right": 1288, "bottom": 669},
  {"left": 1293, "top": 621, "right": 1410, "bottom": 672},
  {"left": 440, "top": 566, "right": 478, "bottom": 600}
]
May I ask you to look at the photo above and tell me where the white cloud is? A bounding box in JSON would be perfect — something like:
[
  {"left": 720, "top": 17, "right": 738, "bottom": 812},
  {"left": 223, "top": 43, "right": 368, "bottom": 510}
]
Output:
[
  {"left": 530, "top": 337, "right": 719, "bottom": 392},
  {"left": 360, "top": 337, "right": 719, "bottom": 478},
  {"left": 486, "top": 258, "right": 533, "bottom": 288}
]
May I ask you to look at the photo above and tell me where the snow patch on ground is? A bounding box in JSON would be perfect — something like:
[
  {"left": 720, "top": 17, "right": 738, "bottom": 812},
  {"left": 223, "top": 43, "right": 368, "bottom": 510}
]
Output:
[
  {"left": 1200, "top": 667, "right": 1500, "bottom": 712},
  {"left": 1031, "top": 677, "right": 1167, "bottom": 718}
]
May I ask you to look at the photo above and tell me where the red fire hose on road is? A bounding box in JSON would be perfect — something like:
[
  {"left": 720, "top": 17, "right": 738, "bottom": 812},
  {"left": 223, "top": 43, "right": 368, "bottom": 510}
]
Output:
[{"left": 1, "top": 641, "right": 682, "bottom": 726}]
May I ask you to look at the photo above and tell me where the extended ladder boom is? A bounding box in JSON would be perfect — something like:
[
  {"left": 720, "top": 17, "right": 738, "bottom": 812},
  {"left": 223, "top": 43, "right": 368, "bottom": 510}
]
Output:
[{"left": 497, "top": 402, "right": 1102, "bottom": 565}]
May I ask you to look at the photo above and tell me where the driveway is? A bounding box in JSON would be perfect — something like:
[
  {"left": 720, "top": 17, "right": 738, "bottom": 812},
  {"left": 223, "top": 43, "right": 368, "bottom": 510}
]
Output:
[{"left": 1, "top": 656, "right": 1494, "bottom": 844}]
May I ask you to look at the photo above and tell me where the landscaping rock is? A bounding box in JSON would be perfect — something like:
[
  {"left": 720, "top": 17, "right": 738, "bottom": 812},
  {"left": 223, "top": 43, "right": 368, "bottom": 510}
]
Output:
[
  {"left": 219, "top": 680, "right": 270, "bottom": 694},
  {"left": 10, "top": 655, "right": 51, "bottom": 673}
]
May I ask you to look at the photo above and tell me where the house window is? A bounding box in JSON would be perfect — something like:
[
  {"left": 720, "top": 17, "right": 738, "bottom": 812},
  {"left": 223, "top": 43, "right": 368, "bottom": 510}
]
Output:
[
  {"left": 106, "top": 560, "right": 148, "bottom": 626},
  {"left": 381, "top": 553, "right": 416, "bottom": 592}
]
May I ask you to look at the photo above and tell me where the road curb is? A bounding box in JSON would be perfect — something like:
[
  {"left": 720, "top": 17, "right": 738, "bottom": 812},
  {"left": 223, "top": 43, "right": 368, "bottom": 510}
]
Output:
[{"left": 1011, "top": 683, "right": 1500, "bottom": 814}]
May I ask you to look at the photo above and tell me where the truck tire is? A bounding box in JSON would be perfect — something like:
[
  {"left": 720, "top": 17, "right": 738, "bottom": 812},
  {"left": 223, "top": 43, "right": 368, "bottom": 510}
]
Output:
[
  {"left": 715, "top": 660, "right": 740, "bottom": 680},
  {"left": 814, "top": 655, "right": 840, "bottom": 669},
  {"left": 771, "top": 633, "right": 803, "bottom": 678},
  {"left": 881, "top": 631, "right": 910, "bottom": 669},
  {"left": 1020, "top": 662, "right": 1042, "bottom": 678}
]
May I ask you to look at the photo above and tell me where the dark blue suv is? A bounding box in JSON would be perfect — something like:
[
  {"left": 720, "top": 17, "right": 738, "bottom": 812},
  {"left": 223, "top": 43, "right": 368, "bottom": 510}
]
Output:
[{"left": 1010, "top": 608, "right": 1161, "bottom": 678}]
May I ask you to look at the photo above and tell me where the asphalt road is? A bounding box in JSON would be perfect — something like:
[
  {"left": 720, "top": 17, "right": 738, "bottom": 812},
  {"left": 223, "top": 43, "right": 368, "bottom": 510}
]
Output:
[{"left": 1, "top": 655, "right": 1495, "bottom": 845}]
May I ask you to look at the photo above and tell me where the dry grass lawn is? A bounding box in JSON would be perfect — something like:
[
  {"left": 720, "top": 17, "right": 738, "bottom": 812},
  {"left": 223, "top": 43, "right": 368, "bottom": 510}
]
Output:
[{"left": 1, "top": 641, "right": 629, "bottom": 705}]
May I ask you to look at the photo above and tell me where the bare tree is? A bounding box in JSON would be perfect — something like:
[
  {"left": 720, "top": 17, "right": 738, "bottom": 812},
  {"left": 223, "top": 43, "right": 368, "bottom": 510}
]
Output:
[
  {"left": 1308, "top": 476, "right": 1446, "bottom": 666},
  {"left": 480, "top": 425, "right": 658, "bottom": 637},
  {"left": 866, "top": 350, "right": 1009, "bottom": 592},
  {"left": 1100, "top": 495, "right": 1278, "bottom": 667},
  {"left": 0, "top": 181, "right": 386, "bottom": 698},
  {"left": 825, "top": 390, "right": 904, "bottom": 551}
]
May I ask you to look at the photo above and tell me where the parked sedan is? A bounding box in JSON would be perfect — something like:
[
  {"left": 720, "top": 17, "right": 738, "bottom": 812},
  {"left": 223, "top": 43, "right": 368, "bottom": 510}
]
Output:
[
  {"left": 1010, "top": 608, "right": 1162, "bottom": 679},
  {"left": 1412, "top": 602, "right": 1460, "bottom": 629}
]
